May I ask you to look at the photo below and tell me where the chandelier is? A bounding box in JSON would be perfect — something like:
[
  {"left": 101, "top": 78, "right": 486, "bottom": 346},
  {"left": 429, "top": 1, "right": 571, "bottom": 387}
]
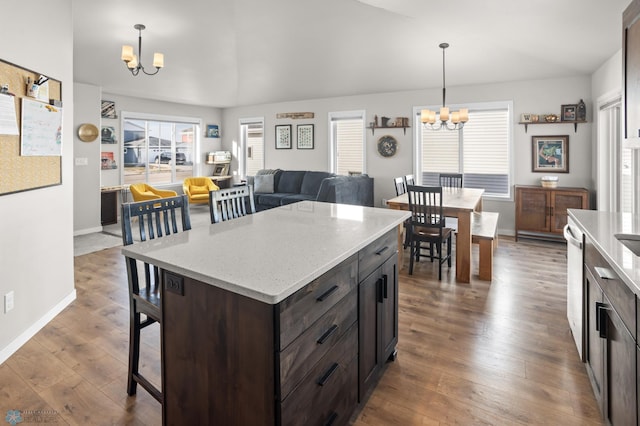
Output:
[
  {"left": 421, "top": 43, "right": 468, "bottom": 130},
  {"left": 121, "top": 24, "right": 164, "bottom": 76}
]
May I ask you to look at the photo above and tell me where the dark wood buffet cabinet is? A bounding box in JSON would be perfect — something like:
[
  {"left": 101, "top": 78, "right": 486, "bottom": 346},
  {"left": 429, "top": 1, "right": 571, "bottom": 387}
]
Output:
[
  {"left": 161, "top": 228, "right": 399, "bottom": 425},
  {"left": 515, "top": 185, "right": 589, "bottom": 241}
]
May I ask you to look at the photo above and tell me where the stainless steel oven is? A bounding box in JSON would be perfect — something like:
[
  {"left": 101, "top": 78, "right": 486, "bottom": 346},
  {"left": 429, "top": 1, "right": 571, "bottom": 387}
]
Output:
[{"left": 564, "top": 217, "right": 585, "bottom": 361}]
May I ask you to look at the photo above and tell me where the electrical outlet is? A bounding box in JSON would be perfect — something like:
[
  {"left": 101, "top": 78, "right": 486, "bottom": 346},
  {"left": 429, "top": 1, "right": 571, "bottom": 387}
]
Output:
[
  {"left": 4, "top": 291, "right": 14, "bottom": 313},
  {"left": 381, "top": 198, "right": 388, "bottom": 207}
]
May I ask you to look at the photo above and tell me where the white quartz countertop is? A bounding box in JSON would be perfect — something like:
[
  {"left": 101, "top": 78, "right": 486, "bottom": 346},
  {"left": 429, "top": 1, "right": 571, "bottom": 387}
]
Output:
[
  {"left": 569, "top": 209, "right": 640, "bottom": 296},
  {"left": 122, "top": 201, "right": 411, "bottom": 304}
]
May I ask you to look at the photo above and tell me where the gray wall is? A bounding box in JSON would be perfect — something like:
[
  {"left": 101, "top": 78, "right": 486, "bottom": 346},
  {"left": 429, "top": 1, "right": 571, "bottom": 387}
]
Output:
[
  {"left": 0, "top": 1, "right": 75, "bottom": 362},
  {"left": 74, "top": 83, "right": 102, "bottom": 234},
  {"left": 222, "top": 75, "right": 594, "bottom": 236}
]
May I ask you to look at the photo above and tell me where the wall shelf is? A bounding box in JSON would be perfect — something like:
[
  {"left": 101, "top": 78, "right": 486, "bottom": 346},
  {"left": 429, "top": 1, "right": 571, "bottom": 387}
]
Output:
[
  {"left": 367, "top": 125, "right": 410, "bottom": 135},
  {"left": 519, "top": 120, "right": 587, "bottom": 133}
]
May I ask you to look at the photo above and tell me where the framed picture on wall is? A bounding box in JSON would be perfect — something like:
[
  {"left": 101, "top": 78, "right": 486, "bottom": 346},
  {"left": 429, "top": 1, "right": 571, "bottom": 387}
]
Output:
[
  {"left": 297, "top": 124, "right": 314, "bottom": 149},
  {"left": 532, "top": 135, "right": 569, "bottom": 173},
  {"left": 206, "top": 124, "right": 220, "bottom": 138},
  {"left": 101, "top": 100, "right": 116, "bottom": 119},
  {"left": 275, "top": 125, "right": 292, "bottom": 149}
]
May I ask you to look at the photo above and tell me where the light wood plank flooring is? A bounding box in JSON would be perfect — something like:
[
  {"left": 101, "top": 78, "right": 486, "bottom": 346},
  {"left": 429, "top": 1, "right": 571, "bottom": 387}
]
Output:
[{"left": 1, "top": 236, "right": 601, "bottom": 425}]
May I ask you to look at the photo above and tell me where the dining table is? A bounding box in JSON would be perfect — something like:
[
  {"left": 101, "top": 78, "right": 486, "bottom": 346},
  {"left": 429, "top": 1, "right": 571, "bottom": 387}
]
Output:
[{"left": 386, "top": 187, "right": 485, "bottom": 283}]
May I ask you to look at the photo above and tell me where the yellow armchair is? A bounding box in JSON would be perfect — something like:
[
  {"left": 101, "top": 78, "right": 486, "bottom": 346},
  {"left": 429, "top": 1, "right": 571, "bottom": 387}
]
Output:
[
  {"left": 183, "top": 177, "right": 219, "bottom": 204},
  {"left": 129, "top": 183, "right": 178, "bottom": 202}
]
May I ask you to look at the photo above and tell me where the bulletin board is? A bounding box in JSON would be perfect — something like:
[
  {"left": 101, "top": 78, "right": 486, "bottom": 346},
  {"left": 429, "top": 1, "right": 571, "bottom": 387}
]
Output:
[{"left": 0, "top": 58, "right": 62, "bottom": 196}]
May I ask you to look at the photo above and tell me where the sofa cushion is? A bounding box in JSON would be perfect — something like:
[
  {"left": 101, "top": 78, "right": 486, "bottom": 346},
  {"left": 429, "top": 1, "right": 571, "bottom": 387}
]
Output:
[
  {"left": 254, "top": 174, "right": 275, "bottom": 194},
  {"left": 279, "top": 193, "right": 316, "bottom": 205},
  {"left": 300, "top": 171, "right": 334, "bottom": 196},
  {"left": 255, "top": 193, "right": 291, "bottom": 208},
  {"left": 190, "top": 185, "right": 209, "bottom": 195},
  {"left": 276, "top": 171, "right": 306, "bottom": 193}
]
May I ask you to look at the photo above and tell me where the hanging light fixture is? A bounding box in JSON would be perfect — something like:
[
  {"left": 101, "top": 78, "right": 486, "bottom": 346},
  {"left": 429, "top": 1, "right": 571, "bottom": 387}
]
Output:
[
  {"left": 121, "top": 24, "right": 164, "bottom": 76},
  {"left": 421, "top": 43, "right": 468, "bottom": 130}
]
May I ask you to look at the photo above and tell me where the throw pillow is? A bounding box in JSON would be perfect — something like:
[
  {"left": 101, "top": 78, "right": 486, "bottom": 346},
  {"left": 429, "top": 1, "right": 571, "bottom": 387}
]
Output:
[
  {"left": 190, "top": 185, "right": 209, "bottom": 195},
  {"left": 254, "top": 174, "right": 275, "bottom": 194}
]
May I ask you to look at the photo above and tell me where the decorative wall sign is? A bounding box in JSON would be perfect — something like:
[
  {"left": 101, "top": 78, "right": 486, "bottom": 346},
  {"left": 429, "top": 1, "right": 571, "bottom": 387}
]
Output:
[
  {"left": 377, "top": 135, "right": 397, "bottom": 157},
  {"left": 532, "top": 135, "right": 568, "bottom": 173},
  {"left": 275, "top": 124, "right": 292, "bottom": 149},
  {"left": 276, "top": 112, "right": 314, "bottom": 119},
  {"left": 297, "top": 124, "right": 314, "bottom": 149},
  {"left": 101, "top": 100, "right": 116, "bottom": 118}
]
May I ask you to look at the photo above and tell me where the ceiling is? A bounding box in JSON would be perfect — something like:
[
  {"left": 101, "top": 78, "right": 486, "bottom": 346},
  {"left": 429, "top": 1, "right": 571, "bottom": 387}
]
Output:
[{"left": 72, "top": 0, "right": 631, "bottom": 109}]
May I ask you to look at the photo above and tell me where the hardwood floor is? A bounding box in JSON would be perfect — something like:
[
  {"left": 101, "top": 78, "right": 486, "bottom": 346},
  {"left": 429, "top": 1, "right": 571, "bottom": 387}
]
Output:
[{"left": 1, "top": 236, "right": 601, "bottom": 425}]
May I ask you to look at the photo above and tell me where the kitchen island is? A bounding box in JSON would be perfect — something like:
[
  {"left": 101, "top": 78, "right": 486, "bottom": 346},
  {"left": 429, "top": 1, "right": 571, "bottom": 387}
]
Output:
[
  {"left": 568, "top": 209, "right": 640, "bottom": 425},
  {"left": 122, "top": 201, "right": 410, "bottom": 425}
]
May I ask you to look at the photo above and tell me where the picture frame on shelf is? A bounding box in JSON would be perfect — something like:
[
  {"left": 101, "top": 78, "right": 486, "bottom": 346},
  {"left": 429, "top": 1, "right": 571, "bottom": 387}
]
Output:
[
  {"left": 206, "top": 124, "right": 220, "bottom": 138},
  {"left": 101, "top": 126, "right": 116, "bottom": 144},
  {"left": 275, "top": 124, "right": 292, "bottom": 149},
  {"left": 101, "top": 100, "right": 116, "bottom": 119},
  {"left": 532, "top": 135, "right": 569, "bottom": 173},
  {"left": 561, "top": 104, "right": 577, "bottom": 122},
  {"left": 520, "top": 113, "right": 532, "bottom": 123},
  {"left": 297, "top": 124, "right": 314, "bottom": 149}
]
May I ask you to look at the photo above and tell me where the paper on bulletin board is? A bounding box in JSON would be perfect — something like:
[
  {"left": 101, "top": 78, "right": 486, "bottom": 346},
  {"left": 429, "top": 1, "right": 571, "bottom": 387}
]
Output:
[
  {"left": 20, "top": 97, "right": 62, "bottom": 156},
  {"left": 0, "top": 93, "right": 18, "bottom": 135}
]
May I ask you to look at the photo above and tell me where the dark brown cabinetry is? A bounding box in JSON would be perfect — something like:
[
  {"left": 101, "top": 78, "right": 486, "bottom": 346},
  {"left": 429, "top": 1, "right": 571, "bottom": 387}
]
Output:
[
  {"left": 584, "top": 239, "right": 637, "bottom": 425},
  {"left": 161, "top": 230, "right": 399, "bottom": 425},
  {"left": 358, "top": 230, "right": 398, "bottom": 401},
  {"left": 515, "top": 185, "right": 588, "bottom": 241},
  {"left": 100, "top": 189, "right": 118, "bottom": 225}
]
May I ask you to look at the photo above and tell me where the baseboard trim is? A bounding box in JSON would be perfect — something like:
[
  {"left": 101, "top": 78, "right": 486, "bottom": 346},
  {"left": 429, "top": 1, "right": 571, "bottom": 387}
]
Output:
[
  {"left": 0, "top": 289, "right": 77, "bottom": 365},
  {"left": 74, "top": 226, "right": 103, "bottom": 237}
]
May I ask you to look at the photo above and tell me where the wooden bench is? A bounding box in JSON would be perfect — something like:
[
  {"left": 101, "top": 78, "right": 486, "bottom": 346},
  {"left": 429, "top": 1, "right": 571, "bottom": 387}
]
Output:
[{"left": 471, "top": 211, "right": 499, "bottom": 281}]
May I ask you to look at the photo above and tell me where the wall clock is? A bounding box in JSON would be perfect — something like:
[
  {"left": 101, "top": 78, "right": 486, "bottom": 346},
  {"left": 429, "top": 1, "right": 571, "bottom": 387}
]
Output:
[{"left": 377, "top": 135, "right": 397, "bottom": 157}]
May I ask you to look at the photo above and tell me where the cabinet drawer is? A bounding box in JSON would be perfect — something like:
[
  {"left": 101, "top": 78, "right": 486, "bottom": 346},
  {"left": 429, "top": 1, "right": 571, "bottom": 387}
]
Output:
[
  {"left": 279, "top": 288, "right": 357, "bottom": 399},
  {"left": 278, "top": 254, "right": 357, "bottom": 350},
  {"left": 585, "top": 241, "right": 636, "bottom": 338},
  {"left": 358, "top": 229, "right": 397, "bottom": 281},
  {"left": 280, "top": 324, "right": 358, "bottom": 426}
]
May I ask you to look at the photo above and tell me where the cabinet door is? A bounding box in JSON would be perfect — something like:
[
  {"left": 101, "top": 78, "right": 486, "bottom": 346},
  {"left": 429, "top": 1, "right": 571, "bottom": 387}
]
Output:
[
  {"left": 380, "top": 255, "right": 398, "bottom": 362},
  {"left": 550, "top": 191, "right": 587, "bottom": 234},
  {"left": 585, "top": 268, "right": 604, "bottom": 412},
  {"left": 358, "top": 270, "right": 381, "bottom": 401},
  {"left": 516, "top": 188, "right": 550, "bottom": 232},
  {"left": 603, "top": 296, "right": 637, "bottom": 426}
]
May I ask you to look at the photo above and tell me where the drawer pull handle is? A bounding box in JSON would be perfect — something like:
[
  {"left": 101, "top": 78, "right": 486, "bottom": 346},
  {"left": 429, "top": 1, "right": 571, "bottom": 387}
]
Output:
[
  {"left": 383, "top": 274, "right": 388, "bottom": 299},
  {"left": 317, "top": 363, "right": 339, "bottom": 386},
  {"left": 316, "top": 285, "right": 339, "bottom": 302},
  {"left": 377, "top": 278, "right": 384, "bottom": 303},
  {"left": 323, "top": 412, "right": 338, "bottom": 426},
  {"left": 317, "top": 324, "right": 339, "bottom": 344},
  {"left": 375, "top": 246, "right": 389, "bottom": 256},
  {"left": 596, "top": 302, "right": 608, "bottom": 339}
]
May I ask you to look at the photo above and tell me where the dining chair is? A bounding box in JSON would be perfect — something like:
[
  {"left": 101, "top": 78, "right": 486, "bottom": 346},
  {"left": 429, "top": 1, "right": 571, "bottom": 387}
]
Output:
[
  {"left": 438, "top": 173, "right": 463, "bottom": 230},
  {"left": 120, "top": 194, "right": 192, "bottom": 403},
  {"left": 393, "top": 176, "right": 406, "bottom": 196},
  {"left": 209, "top": 185, "right": 256, "bottom": 223},
  {"left": 439, "top": 173, "right": 463, "bottom": 188},
  {"left": 406, "top": 185, "right": 453, "bottom": 280},
  {"left": 404, "top": 174, "right": 415, "bottom": 188}
]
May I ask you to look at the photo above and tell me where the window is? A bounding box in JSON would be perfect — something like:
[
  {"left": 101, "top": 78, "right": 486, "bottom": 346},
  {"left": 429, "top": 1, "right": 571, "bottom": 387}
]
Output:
[
  {"left": 239, "top": 118, "right": 264, "bottom": 178},
  {"left": 329, "top": 111, "right": 365, "bottom": 175},
  {"left": 122, "top": 114, "right": 198, "bottom": 185},
  {"left": 415, "top": 101, "right": 512, "bottom": 198}
]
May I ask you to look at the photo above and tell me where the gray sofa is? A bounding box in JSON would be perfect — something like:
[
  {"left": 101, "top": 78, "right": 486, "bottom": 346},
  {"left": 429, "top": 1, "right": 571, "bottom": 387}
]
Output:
[{"left": 247, "top": 169, "right": 374, "bottom": 212}]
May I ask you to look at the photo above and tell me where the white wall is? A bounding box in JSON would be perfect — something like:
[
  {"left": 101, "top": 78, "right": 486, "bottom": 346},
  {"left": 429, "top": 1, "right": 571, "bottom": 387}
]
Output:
[
  {"left": 74, "top": 83, "right": 102, "bottom": 235},
  {"left": 72, "top": 90, "right": 223, "bottom": 234},
  {"left": 222, "top": 75, "right": 594, "bottom": 235},
  {"left": 0, "top": 1, "right": 75, "bottom": 363}
]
